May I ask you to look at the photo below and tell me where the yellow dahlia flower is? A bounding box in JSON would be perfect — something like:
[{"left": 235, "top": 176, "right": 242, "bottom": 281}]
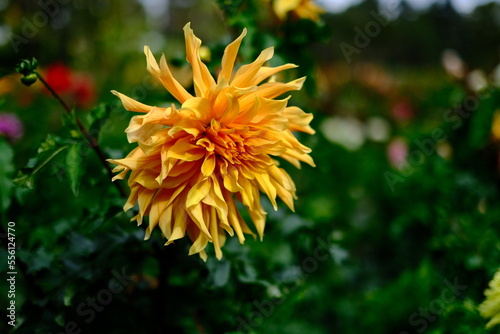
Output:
[
  {"left": 479, "top": 269, "right": 500, "bottom": 328},
  {"left": 109, "top": 23, "right": 315, "bottom": 260},
  {"left": 273, "top": 0, "right": 324, "bottom": 22}
]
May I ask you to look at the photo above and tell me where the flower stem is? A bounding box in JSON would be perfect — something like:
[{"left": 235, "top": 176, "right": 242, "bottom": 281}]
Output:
[{"left": 35, "top": 71, "right": 127, "bottom": 199}]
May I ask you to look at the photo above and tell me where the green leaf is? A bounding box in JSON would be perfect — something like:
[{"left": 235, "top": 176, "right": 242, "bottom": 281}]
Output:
[
  {"left": 18, "top": 247, "right": 55, "bottom": 273},
  {"left": 65, "top": 143, "right": 85, "bottom": 196},
  {"left": 13, "top": 134, "right": 69, "bottom": 189},
  {"left": 87, "top": 103, "right": 113, "bottom": 141},
  {"left": 206, "top": 258, "right": 231, "bottom": 287},
  {"left": 62, "top": 108, "right": 82, "bottom": 139},
  {"left": 63, "top": 286, "right": 76, "bottom": 306}
]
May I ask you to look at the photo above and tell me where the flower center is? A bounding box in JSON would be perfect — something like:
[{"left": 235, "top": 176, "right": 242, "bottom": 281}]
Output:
[{"left": 196, "top": 119, "right": 259, "bottom": 165}]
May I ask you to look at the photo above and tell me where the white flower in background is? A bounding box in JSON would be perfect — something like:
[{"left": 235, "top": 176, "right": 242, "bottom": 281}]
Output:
[
  {"left": 320, "top": 116, "right": 365, "bottom": 151},
  {"left": 467, "top": 69, "right": 488, "bottom": 92},
  {"left": 365, "top": 116, "right": 390, "bottom": 142},
  {"left": 441, "top": 49, "right": 466, "bottom": 79}
]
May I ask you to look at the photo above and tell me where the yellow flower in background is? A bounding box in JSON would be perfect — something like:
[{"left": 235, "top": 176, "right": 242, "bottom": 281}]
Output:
[
  {"left": 109, "top": 23, "right": 315, "bottom": 260},
  {"left": 491, "top": 110, "right": 500, "bottom": 141},
  {"left": 479, "top": 269, "right": 500, "bottom": 328},
  {"left": 273, "top": 0, "right": 324, "bottom": 22}
]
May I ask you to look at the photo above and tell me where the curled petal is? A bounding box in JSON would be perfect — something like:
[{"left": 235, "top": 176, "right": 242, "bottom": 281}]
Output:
[
  {"left": 183, "top": 23, "right": 216, "bottom": 97},
  {"left": 111, "top": 90, "right": 153, "bottom": 113},
  {"left": 144, "top": 46, "right": 193, "bottom": 103}
]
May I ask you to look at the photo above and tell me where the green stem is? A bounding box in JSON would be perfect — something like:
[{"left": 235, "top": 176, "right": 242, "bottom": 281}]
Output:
[{"left": 35, "top": 71, "right": 127, "bottom": 199}]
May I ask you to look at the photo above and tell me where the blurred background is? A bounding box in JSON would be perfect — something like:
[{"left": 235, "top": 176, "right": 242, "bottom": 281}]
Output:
[{"left": 2, "top": 0, "right": 500, "bottom": 333}]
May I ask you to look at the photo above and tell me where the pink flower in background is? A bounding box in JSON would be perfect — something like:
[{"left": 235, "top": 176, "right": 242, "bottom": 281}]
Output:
[
  {"left": 0, "top": 113, "right": 23, "bottom": 141},
  {"left": 387, "top": 137, "right": 408, "bottom": 168}
]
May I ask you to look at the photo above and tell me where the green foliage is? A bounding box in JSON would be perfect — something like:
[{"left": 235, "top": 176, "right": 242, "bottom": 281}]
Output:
[
  {"left": 13, "top": 135, "right": 69, "bottom": 190},
  {"left": 0, "top": 139, "right": 15, "bottom": 212},
  {"left": 216, "top": 0, "right": 244, "bottom": 16},
  {"left": 65, "top": 143, "right": 85, "bottom": 196},
  {"left": 87, "top": 104, "right": 114, "bottom": 142}
]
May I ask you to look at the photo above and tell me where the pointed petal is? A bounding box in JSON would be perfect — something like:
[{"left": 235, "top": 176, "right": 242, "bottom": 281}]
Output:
[
  {"left": 183, "top": 23, "right": 216, "bottom": 97},
  {"left": 166, "top": 203, "right": 188, "bottom": 244},
  {"left": 218, "top": 28, "right": 247, "bottom": 83},
  {"left": 209, "top": 207, "right": 223, "bottom": 260},
  {"left": 145, "top": 189, "right": 170, "bottom": 239},
  {"left": 255, "top": 172, "right": 278, "bottom": 210},
  {"left": 187, "top": 204, "right": 212, "bottom": 243},
  {"left": 188, "top": 232, "right": 209, "bottom": 256},
  {"left": 186, "top": 178, "right": 211, "bottom": 207},
  {"left": 112, "top": 90, "right": 153, "bottom": 113},
  {"left": 251, "top": 63, "right": 298, "bottom": 86},
  {"left": 232, "top": 47, "right": 274, "bottom": 88},
  {"left": 238, "top": 77, "right": 306, "bottom": 113},
  {"left": 181, "top": 97, "right": 214, "bottom": 123},
  {"left": 167, "top": 140, "right": 205, "bottom": 162},
  {"left": 158, "top": 205, "right": 174, "bottom": 238},
  {"left": 144, "top": 45, "right": 193, "bottom": 103},
  {"left": 201, "top": 154, "right": 216, "bottom": 176},
  {"left": 283, "top": 106, "right": 315, "bottom": 134}
]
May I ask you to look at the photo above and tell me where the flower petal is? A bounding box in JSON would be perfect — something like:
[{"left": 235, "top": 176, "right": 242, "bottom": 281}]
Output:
[
  {"left": 218, "top": 28, "right": 247, "bottom": 84},
  {"left": 273, "top": 0, "right": 302, "bottom": 20},
  {"left": 183, "top": 23, "right": 216, "bottom": 97},
  {"left": 201, "top": 154, "right": 216, "bottom": 176},
  {"left": 144, "top": 46, "right": 193, "bottom": 103},
  {"left": 111, "top": 90, "right": 153, "bottom": 113},
  {"left": 167, "top": 139, "right": 205, "bottom": 162},
  {"left": 232, "top": 47, "right": 274, "bottom": 88},
  {"left": 283, "top": 106, "right": 315, "bottom": 134}
]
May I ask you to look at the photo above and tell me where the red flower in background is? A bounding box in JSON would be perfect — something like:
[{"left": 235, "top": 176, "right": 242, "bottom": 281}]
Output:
[
  {"left": 44, "top": 63, "right": 96, "bottom": 109},
  {"left": 73, "top": 74, "right": 96, "bottom": 108},
  {"left": 45, "top": 63, "right": 73, "bottom": 94},
  {"left": 391, "top": 99, "right": 414, "bottom": 122}
]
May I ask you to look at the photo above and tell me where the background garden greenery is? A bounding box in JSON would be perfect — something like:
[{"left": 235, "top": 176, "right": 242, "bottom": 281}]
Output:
[{"left": 2, "top": 0, "right": 500, "bottom": 333}]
